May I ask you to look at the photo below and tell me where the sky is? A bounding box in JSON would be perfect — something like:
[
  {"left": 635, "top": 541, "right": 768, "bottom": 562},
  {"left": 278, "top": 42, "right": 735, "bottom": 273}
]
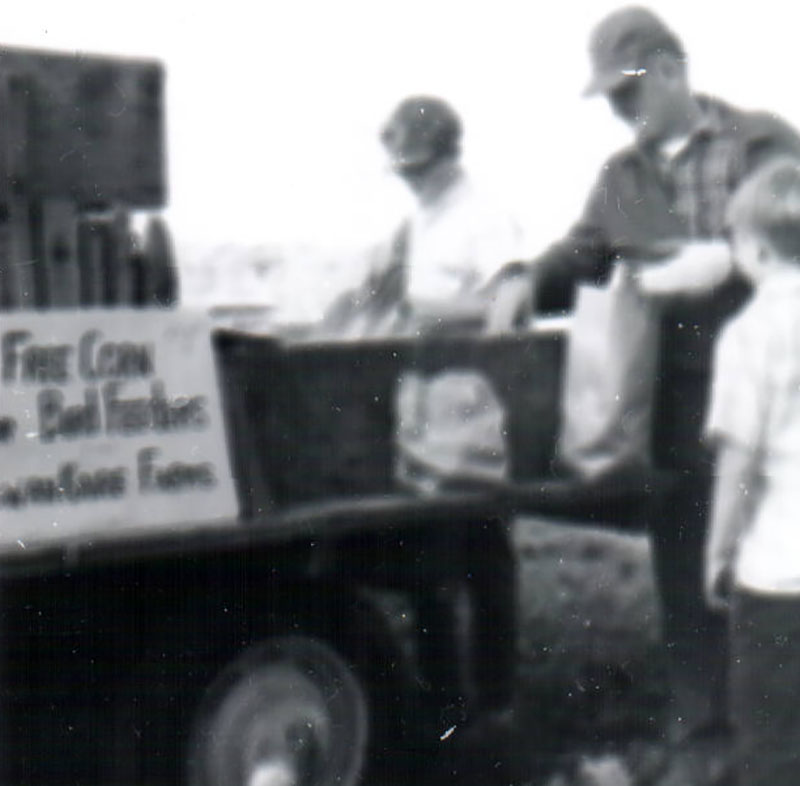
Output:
[{"left": 5, "top": 1, "right": 800, "bottom": 261}]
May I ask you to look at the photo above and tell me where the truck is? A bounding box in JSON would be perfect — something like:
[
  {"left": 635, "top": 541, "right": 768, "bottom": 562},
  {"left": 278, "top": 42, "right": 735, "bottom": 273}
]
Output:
[
  {"left": 0, "top": 45, "right": 530, "bottom": 786},
  {"left": 0, "top": 44, "right": 717, "bottom": 786}
]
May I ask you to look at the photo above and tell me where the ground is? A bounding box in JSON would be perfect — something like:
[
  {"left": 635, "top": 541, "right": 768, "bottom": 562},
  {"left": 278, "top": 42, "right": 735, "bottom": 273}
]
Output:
[
  {"left": 514, "top": 514, "right": 664, "bottom": 738},
  {"left": 419, "top": 515, "right": 670, "bottom": 786}
]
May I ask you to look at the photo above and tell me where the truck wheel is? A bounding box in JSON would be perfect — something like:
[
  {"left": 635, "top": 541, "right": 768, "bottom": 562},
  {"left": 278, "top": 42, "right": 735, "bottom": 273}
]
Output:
[{"left": 186, "top": 635, "right": 369, "bottom": 786}]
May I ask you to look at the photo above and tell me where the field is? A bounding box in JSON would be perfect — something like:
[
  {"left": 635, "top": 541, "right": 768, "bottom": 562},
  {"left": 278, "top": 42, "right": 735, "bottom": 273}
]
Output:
[{"left": 432, "top": 515, "right": 668, "bottom": 786}]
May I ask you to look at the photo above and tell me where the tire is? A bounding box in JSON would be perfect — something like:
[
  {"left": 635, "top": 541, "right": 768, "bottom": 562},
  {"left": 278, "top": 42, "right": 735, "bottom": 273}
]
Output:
[{"left": 186, "top": 635, "right": 369, "bottom": 786}]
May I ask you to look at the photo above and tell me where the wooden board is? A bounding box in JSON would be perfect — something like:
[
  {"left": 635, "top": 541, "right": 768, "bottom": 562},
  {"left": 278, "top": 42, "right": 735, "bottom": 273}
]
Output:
[
  {"left": 0, "top": 46, "right": 165, "bottom": 208},
  {"left": 0, "top": 309, "right": 238, "bottom": 554}
]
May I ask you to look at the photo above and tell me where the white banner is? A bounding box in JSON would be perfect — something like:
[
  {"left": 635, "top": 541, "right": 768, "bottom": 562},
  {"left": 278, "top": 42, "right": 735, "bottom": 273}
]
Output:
[{"left": 0, "top": 309, "right": 239, "bottom": 552}]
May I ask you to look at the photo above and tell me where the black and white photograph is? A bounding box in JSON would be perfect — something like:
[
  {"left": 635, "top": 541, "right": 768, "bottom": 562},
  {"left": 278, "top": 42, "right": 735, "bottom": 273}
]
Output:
[{"left": 2, "top": 1, "right": 800, "bottom": 784}]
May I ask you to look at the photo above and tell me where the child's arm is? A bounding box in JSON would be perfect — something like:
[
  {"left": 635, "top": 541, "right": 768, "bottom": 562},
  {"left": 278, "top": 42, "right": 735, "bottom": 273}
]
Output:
[{"left": 705, "top": 438, "right": 760, "bottom": 611}]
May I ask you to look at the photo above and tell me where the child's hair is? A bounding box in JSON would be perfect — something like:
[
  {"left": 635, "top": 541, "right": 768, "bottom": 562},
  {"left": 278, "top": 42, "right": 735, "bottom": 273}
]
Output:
[{"left": 726, "top": 156, "right": 800, "bottom": 262}]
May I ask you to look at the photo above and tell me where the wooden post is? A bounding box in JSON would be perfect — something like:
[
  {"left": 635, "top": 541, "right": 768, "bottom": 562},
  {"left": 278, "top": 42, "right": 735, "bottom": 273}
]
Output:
[
  {"left": 143, "top": 215, "right": 179, "bottom": 307},
  {"left": 38, "top": 198, "right": 80, "bottom": 308},
  {"left": 0, "top": 74, "right": 35, "bottom": 309},
  {"left": 103, "top": 209, "right": 134, "bottom": 306},
  {"left": 77, "top": 216, "right": 106, "bottom": 306}
]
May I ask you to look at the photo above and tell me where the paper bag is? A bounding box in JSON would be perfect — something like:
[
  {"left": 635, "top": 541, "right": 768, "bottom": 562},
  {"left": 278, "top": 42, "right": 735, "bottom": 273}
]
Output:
[{"left": 558, "top": 264, "right": 660, "bottom": 480}]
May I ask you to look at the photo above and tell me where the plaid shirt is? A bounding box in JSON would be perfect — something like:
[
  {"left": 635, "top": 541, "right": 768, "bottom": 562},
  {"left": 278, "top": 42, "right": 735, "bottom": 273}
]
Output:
[
  {"left": 664, "top": 97, "right": 796, "bottom": 240},
  {"left": 539, "top": 95, "right": 800, "bottom": 283},
  {"left": 667, "top": 109, "right": 742, "bottom": 239},
  {"left": 533, "top": 95, "right": 800, "bottom": 470}
]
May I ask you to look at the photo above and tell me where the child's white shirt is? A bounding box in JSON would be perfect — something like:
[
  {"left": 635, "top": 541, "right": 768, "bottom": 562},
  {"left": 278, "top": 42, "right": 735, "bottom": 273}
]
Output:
[{"left": 706, "top": 270, "right": 800, "bottom": 593}]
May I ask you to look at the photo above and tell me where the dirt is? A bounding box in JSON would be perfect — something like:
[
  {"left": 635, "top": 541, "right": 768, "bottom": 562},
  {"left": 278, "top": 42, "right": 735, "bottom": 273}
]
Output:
[
  {"left": 371, "top": 515, "right": 671, "bottom": 786},
  {"left": 514, "top": 515, "right": 665, "bottom": 729},
  {"left": 507, "top": 515, "right": 669, "bottom": 785},
  {"left": 424, "top": 515, "right": 670, "bottom": 786}
]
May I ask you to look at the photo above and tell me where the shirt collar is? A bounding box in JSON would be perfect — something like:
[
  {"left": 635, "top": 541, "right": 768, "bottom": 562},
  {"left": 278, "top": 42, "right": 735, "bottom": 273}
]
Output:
[
  {"left": 690, "top": 95, "right": 726, "bottom": 139},
  {"left": 645, "top": 95, "right": 722, "bottom": 161},
  {"left": 416, "top": 159, "right": 464, "bottom": 207}
]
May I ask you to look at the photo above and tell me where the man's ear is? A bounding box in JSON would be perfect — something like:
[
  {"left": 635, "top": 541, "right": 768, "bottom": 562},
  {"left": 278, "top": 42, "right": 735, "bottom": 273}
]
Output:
[{"left": 652, "top": 51, "right": 684, "bottom": 87}]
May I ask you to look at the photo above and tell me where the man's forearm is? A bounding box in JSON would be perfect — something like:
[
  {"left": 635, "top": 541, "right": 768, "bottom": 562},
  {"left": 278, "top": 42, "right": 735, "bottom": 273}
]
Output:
[
  {"left": 531, "top": 237, "right": 614, "bottom": 313},
  {"left": 634, "top": 241, "right": 734, "bottom": 298}
]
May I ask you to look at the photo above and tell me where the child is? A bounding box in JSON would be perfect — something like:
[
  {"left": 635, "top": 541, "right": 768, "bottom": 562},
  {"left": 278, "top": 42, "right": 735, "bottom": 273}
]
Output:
[{"left": 704, "top": 156, "right": 800, "bottom": 785}]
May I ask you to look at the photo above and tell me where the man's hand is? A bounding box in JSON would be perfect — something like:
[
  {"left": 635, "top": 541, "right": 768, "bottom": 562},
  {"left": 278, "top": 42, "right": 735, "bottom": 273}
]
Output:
[
  {"left": 407, "top": 296, "right": 485, "bottom": 337},
  {"left": 633, "top": 240, "right": 733, "bottom": 298},
  {"left": 484, "top": 270, "right": 534, "bottom": 334}
]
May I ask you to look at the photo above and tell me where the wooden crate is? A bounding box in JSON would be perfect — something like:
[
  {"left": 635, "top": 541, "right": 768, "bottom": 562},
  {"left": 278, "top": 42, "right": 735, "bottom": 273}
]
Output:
[{"left": 0, "top": 45, "right": 165, "bottom": 208}]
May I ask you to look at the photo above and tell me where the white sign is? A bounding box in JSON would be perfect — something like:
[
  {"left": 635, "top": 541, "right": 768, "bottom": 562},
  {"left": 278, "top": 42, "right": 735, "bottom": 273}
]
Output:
[{"left": 0, "top": 309, "right": 239, "bottom": 552}]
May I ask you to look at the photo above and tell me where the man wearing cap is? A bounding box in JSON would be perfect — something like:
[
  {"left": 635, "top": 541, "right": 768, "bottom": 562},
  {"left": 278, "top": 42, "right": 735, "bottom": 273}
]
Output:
[
  {"left": 528, "top": 6, "right": 800, "bottom": 786},
  {"left": 323, "top": 95, "right": 529, "bottom": 336},
  {"left": 322, "top": 95, "right": 525, "bottom": 741}
]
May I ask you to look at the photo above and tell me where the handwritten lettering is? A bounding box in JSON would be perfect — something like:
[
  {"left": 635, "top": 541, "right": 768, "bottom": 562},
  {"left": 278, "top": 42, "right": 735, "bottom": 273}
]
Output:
[
  {"left": 38, "top": 388, "right": 101, "bottom": 443},
  {"left": 104, "top": 380, "right": 208, "bottom": 436},
  {"left": 0, "top": 312, "right": 236, "bottom": 530},
  {"left": 0, "top": 417, "right": 16, "bottom": 443},
  {"left": 0, "top": 462, "right": 127, "bottom": 509},
  {"left": 2, "top": 330, "right": 72, "bottom": 384},
  {"left": 137, "top": 447, "right": 216, "bottom": 493},
  {"left": 78, "top": 330, "right": 155, "bottom": 380}
]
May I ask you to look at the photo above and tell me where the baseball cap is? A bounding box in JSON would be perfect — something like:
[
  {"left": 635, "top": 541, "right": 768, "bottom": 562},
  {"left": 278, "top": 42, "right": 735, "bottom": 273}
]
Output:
[
  {"left": 384, "top": 96, "right": 462, "bottom": 148},
  {"left": 584, "top": 6, "right": 685, "bottom": 96}
]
